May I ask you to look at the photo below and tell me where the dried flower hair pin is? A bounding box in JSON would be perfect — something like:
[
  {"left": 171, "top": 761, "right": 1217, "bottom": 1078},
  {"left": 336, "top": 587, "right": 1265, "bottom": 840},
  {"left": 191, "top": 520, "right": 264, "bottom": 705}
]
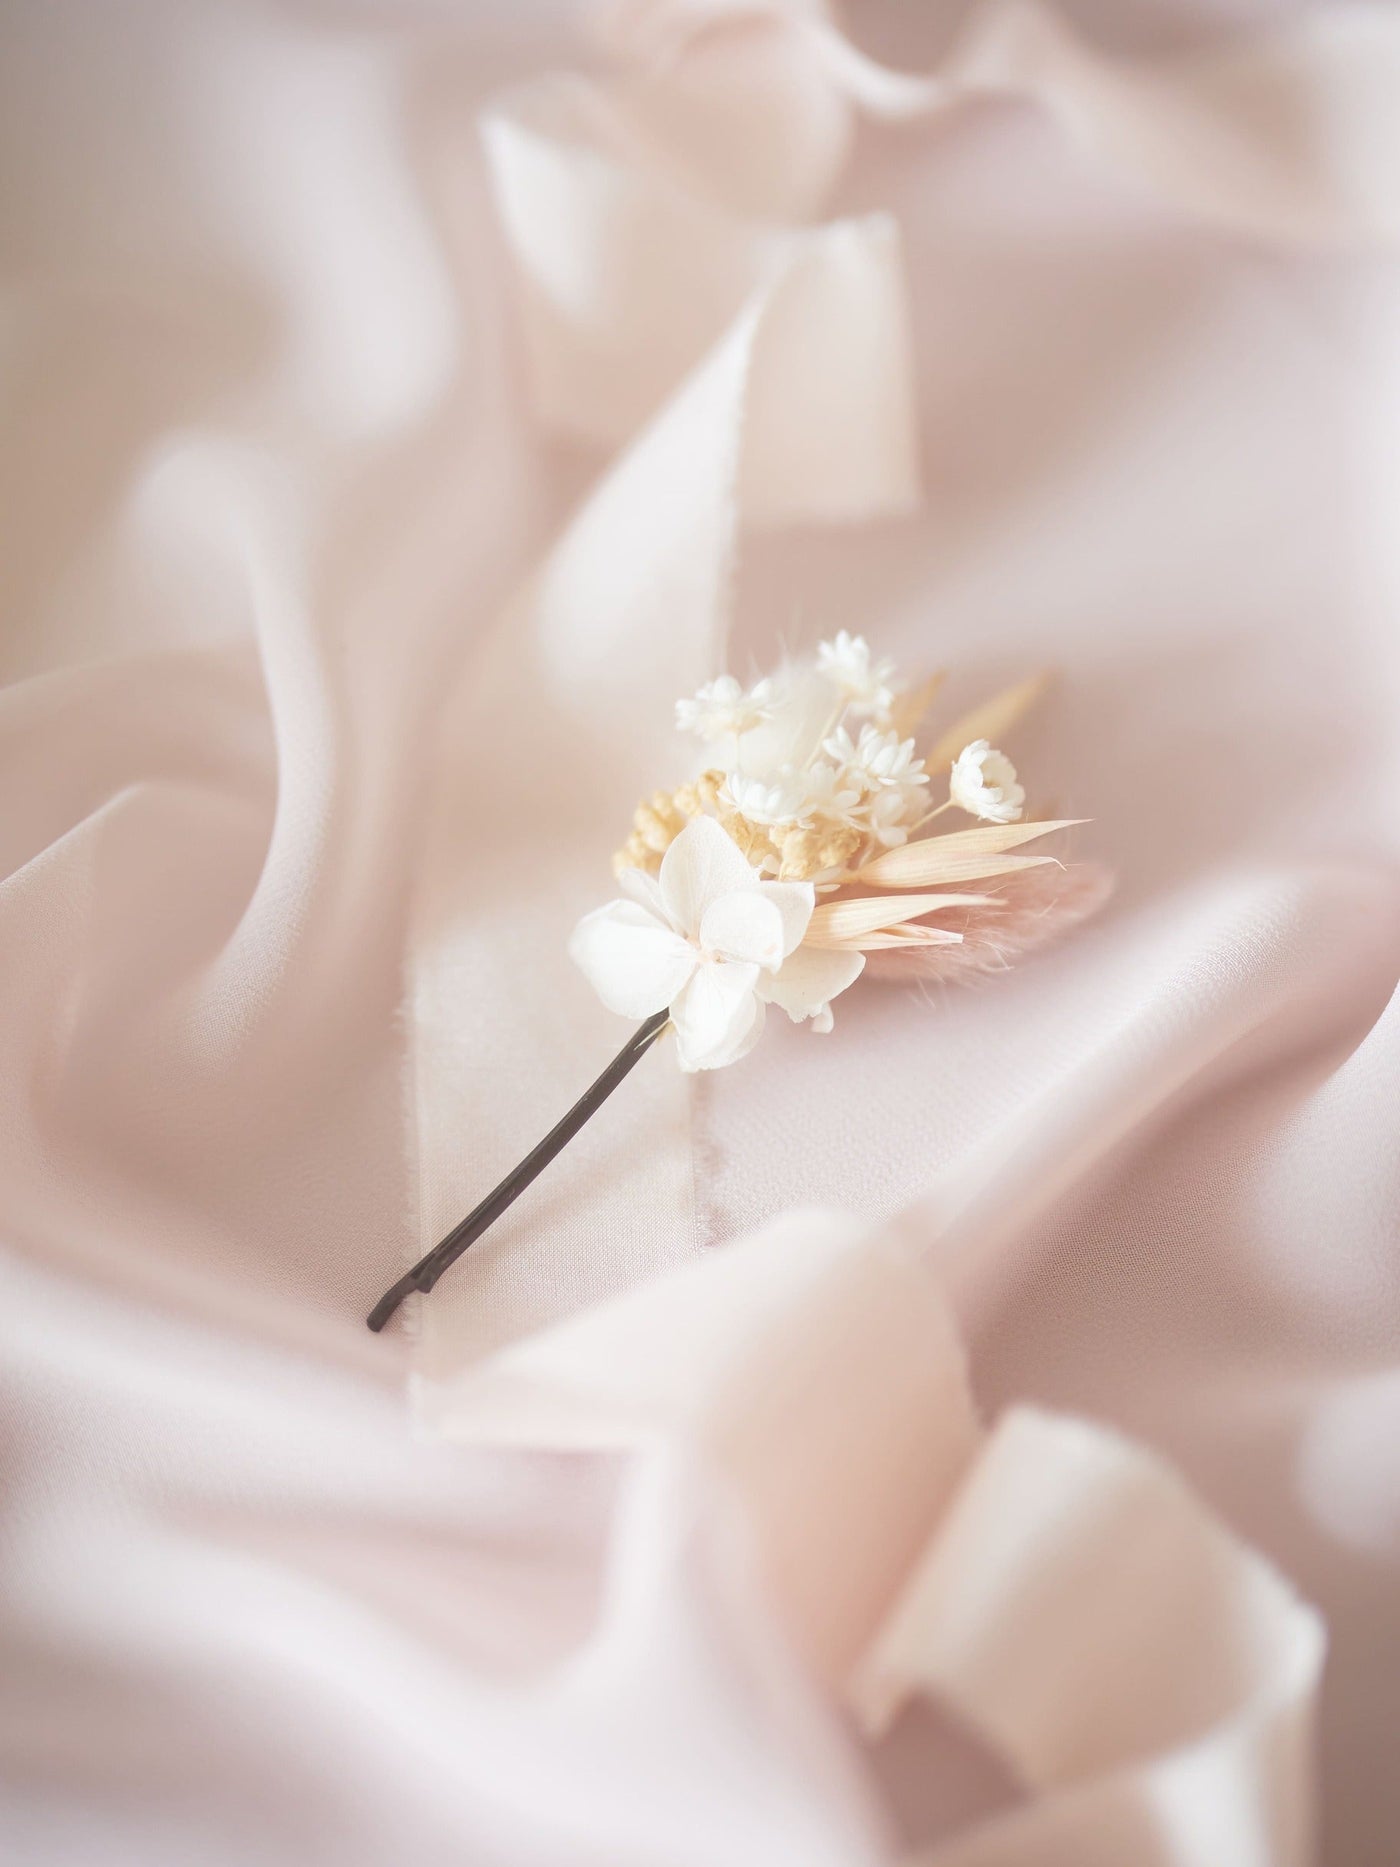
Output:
[{"left": 368, "top": 635, "right": 1109, "bottom": 1330}]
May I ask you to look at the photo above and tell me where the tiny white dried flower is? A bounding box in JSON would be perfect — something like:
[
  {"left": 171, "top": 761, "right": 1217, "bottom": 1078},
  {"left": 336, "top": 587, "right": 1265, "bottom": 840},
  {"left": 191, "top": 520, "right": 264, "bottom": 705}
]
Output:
[
  {"left": 949, "top": 739, "right": 1026, "bottom": 823},
  {"left": 823, "top": 723, "right": 928, "bottom": 846},
  {"left": 675, "top": 674, "right": 776, "bottom": 741},
  {"left": 724, "top": 761, "right": 865, "bottom": 831},
  {"left": 864, "top": 787, "right": 916, "bottom": 847},
  {"left": 815, "top": 631, "right": 898, "bottom": 719},
  {"left": 721, "top": 769, "right": 810, "bottom": 827},
  {"left": 824, "top": 723, "right": 929, "bottom": 793},
  {"left": 798, "top": 760, "right": 864, "bottom": 819}
]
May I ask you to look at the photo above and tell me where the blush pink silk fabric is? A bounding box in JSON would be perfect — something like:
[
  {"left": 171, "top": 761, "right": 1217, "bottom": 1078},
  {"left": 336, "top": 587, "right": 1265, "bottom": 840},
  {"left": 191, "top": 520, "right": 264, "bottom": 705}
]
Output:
[{"left": 3, "top": 3, "right": 1400, "bottom": 1864}]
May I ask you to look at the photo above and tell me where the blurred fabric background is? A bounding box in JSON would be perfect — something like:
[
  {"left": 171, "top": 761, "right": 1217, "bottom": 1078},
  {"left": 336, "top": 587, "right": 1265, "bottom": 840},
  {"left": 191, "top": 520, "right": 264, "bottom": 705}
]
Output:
[{"left": 3, "top": 3, "right": 1399, "bottom": 1862}]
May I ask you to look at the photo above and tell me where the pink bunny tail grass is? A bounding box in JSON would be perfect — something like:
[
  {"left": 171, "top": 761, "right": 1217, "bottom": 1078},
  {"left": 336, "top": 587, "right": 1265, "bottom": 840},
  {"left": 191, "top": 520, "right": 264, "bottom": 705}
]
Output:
[{"left": 863, "top": 860, "right": 1115, "bottom": 987}]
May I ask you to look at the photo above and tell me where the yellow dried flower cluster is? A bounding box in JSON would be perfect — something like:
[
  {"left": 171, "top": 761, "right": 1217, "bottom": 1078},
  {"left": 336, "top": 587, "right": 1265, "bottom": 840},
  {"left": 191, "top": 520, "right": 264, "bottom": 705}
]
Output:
[
  {"left": 714, "top": 814, "right": 865, "bottom": 882},
  {"left": 612, "top": 771, "right": 726, "bottom": 875},
  {"left": 770, "top": 822, "right": 865, "bottom": 881},
  {"left": 614, "top": 784, "right": 865, "bottom": 884}
]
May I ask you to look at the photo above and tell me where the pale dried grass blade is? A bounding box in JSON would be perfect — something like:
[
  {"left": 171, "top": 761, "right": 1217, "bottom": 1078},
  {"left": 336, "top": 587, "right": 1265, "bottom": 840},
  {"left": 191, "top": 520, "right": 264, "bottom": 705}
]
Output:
[
  {"left": 856, "top": 926, "right": 964, "bottom": 950},
  {"left": 918, "top": 818, "right": 1085, "bottom": 856},
  {"left": 889, "top": 672, "right": 946, "bottom": 738},
  {"left": 923, "top": 672, "right": 1050, "bottom": 773},
  {"left": 855, "top": 847, "right": 1060, "bottom": 888},
  {"left": 857, "top": 819, "right": 1082, "bottom": 884},
  {"left": 856, "top": 819, "right": 1082, "bottom": 884},
  {"left": 806, "top": 892, "right": 990, "bottom": 948}
]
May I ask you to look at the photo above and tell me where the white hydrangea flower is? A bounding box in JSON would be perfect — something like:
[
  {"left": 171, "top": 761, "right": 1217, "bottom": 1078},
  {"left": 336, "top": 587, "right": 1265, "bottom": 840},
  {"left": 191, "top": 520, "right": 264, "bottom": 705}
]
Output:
[
  {"left": 569, "top": 815, "right": 863, "bottom": 1070},
  {"left": 949, "top": 739, "right": 1026, "bottom": 823},
  {"left": 675, "top": 674, "right": 775, "bottom": 741},
  {"left": 815, "top": 631, "right": 898, "bottom": 719}
]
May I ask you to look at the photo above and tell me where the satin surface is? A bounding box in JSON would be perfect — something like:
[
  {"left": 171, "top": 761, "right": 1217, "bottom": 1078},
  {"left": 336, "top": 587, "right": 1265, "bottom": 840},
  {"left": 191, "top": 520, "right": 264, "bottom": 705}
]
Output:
[{"left": 3, "top": 2, "right": 1399, "bottom": 1863}]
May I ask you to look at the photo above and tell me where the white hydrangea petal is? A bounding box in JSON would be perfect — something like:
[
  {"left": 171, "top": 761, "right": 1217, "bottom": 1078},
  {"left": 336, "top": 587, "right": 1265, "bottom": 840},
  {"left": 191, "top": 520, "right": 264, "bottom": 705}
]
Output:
[
  {"left": 700, "top": 889, "right": 786, "bottom": 971},
  {"left": 569, "top": 901, "right": 695, "bottom": 1018},
  {"left": 719, "top": 994, "right": 766, "bottom": 1067},
  {"left": 757, "top": 944, "right": 866, "bottom": 1025},
  {"left": 659, "top": 814, "right": 756, "bottom": 939},
  {"left": 617, "top": 867, "right": 671, "bottom": 923},
  {"left": 760, "top": 880, "right": 816, "bottom": 957},
  {"left": 670, "top": 958, "right": 762, "bottom": 1070}
]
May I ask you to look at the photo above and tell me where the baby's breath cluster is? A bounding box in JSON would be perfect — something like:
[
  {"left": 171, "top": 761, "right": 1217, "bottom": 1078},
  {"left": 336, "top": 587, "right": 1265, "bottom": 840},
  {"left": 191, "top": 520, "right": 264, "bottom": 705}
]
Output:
[{"left": 613, "top": 632, "right": 1026, "bottom": 886}]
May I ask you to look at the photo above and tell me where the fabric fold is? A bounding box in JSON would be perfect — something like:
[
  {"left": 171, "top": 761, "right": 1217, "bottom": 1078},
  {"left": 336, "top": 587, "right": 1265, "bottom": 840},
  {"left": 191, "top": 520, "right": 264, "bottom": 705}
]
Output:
[{"left": 424, "top": 1199, "right": 1326, "bottom": 1866}]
